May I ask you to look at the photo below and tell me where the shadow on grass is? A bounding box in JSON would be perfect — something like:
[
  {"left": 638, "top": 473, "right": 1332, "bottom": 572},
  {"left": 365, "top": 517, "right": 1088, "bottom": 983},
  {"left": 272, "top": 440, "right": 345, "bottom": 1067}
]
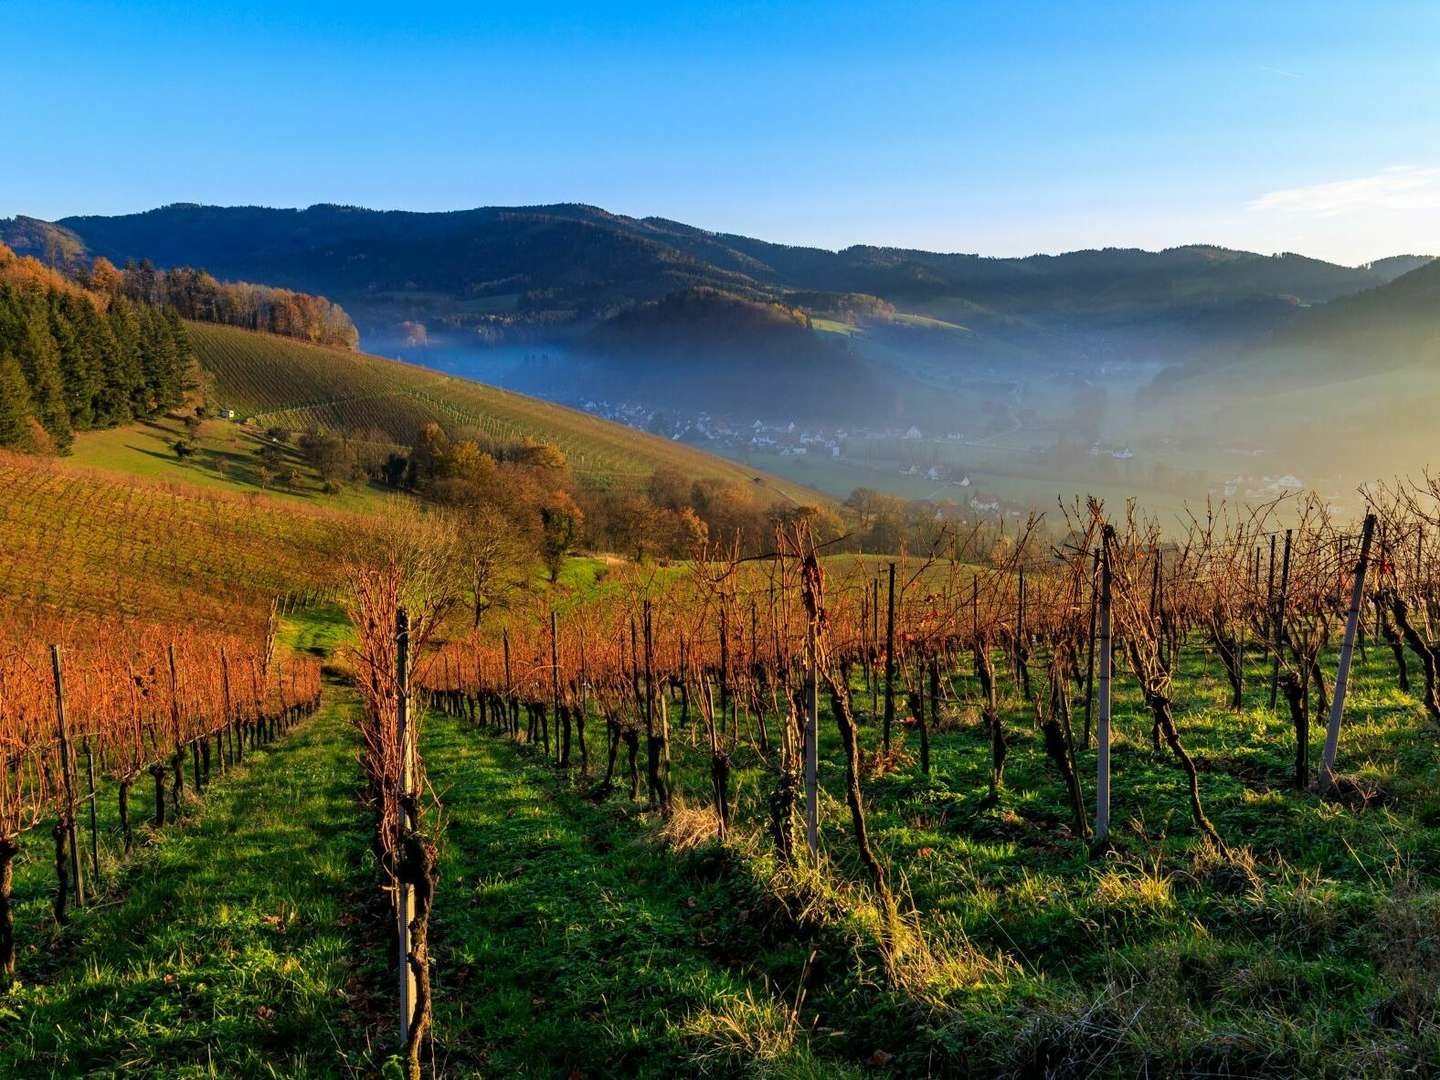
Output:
[{"left": 0, "top": 699, "right": 384, "bottom": 1078}]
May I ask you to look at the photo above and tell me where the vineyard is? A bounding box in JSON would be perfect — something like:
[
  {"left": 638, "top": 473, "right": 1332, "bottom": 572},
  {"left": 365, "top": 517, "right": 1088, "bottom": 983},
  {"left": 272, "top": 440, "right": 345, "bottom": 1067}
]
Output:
[
  {"left": 0, "top": 450, "right": 371, "bottom": 632},
  {"left": 3, "top": 474, "right": 1439, "bottom": 1076},
  {"left": 0, "top": 609, "right": 321, "bottom": 976},
  {"left": 188, "top": 321, "right": 821, "bottom": 498},
  {"left": 397, "top": 489, "right": 1440, "bottom": 1075}
]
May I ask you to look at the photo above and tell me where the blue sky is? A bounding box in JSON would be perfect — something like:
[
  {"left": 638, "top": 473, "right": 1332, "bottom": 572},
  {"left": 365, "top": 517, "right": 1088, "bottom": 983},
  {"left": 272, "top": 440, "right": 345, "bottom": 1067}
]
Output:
[{"left": 4, "top": 0, "right": 1438, "bottom": 263}]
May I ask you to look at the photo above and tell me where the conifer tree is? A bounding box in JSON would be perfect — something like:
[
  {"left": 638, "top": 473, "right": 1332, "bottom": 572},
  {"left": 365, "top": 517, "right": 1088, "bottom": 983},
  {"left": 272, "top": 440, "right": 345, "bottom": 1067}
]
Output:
[
  {"left": 16, "top": 305, "right": 72, "bottom": 450},
  {"left": 0, "top": 349, "right": 36, "bottom": 449}
]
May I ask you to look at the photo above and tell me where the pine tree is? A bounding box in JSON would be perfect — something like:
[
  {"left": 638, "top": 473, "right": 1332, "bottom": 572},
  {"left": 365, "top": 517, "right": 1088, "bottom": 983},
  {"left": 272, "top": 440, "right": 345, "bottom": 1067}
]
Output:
[
  {"left": 141, "top": 305, "right": 183, "bottom": 408},
  {"left": 107, "top": 295, "right": 147, "bottom": 416},
  {"left": 16, "top": 304, "right": 72, "bottom": 450},
  {"left": 163, "top": 307, "right": 198, "bottom": 399},
  {"left": 54, "top": 292, "right": 106, "bottom": 428},
  {"left": 48, "top": 291, "right": 93, "bottom": 429},
  {"left": 0, "top": 349, "right": 36, "bottom": 449}
]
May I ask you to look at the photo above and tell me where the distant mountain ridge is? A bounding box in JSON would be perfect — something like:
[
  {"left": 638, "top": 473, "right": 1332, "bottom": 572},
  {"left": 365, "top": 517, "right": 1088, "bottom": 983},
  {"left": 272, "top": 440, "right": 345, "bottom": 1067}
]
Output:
[
  {"left": 5, "top": 203, "right": 1433, "bottom": 435},
  {"left": 2, "top": 204, "right": 1426, "bottom": 343}
]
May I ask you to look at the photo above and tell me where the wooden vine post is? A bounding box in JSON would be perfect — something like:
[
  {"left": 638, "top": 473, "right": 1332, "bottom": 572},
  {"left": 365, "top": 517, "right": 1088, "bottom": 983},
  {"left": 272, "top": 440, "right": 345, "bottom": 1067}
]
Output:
[
  {"left": 883, "top": 561, "right": 896, "bottom": 752},
  {"left": 167, "top": 644, "right": 185, "bottom": 815},
  {"left": 502, "top": 627, "right": 515, "bottom": 735},
  {"left": 577, "top": 633, "right": 590, "bottom": 773},
  {"left": 550, "top": 610, "right": 563, "bottom": 768},
  {"left": 1094, "top": 529, "right": 1114, "bottom": 845},
  {"left": 220, "top": 646, "right": 234, "bottom": 769},
  {"left": 395, "top": 607, "right": 417, "bottom": 1051},
  {"left": 1319, "top": 514, "right": 1377, "bottom": 794},
  {"left": 50, "top": 645, "right": 85, "bottom": 912}
]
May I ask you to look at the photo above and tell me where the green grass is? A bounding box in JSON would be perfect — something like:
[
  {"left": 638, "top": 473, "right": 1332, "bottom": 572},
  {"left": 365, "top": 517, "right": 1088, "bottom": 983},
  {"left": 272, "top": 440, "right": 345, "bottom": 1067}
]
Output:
[
  {"left": 5, "top": 598, "right": 1436, "bottom": 1075},
  {"left": 0, "top": 690, "right": 386, "bottom": 1078},
  {"left": 420, "top": 708, "right": 858, "bottom": 1078},
  {"left": 67, "top": 415, "right": 402, "bottom": 516},
  {"left": 472, "top": 637, "right": 1440, "bottom": 1075},
  {"left": 809, "top": 317, "right": 860, "bottom": 337},
  {"left": 279, "top": 603, "right": 356, "bottom": 656}
]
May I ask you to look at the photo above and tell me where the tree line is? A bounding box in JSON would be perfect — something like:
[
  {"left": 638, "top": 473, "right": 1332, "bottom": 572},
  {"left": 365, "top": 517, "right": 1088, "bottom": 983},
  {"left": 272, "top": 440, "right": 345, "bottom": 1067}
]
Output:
[
  {"left": 0, "top": 244, "right": 194, "bottom": 452},
  {"left": 86, "top": 259, "right": 358, "bottom": 350}
]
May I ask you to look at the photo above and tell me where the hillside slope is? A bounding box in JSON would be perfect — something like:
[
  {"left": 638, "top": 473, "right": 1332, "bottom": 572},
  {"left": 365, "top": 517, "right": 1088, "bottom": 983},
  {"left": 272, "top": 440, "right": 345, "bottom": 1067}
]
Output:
[
  {"left": 0, "top": 450, "right": 365, "bottom": 631},
  {"left": 1147, "top": 256, "right": 1440, "bottom": 485},
  {"left": 187, "top": 321, "right": 822, "bottom": 502}
]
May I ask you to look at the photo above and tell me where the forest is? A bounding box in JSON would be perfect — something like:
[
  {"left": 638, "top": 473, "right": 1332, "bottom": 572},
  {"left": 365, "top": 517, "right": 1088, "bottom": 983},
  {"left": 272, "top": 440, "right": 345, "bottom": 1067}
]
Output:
[
  {"left": 0, "top": 244, "right": 193, "bottom": 451},
  {"left": 0, "top": 244, "right": 360, "bottom": 452}
]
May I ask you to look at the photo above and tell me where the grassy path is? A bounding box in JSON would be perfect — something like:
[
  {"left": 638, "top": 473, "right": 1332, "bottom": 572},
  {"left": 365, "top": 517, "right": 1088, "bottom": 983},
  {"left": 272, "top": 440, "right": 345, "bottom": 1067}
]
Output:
[
  {"left": 422, "top": 710, "right": 853, "bottom": 1079},
  {"left": 1, "top": 694, "right": 379, "bottom": 1078}
]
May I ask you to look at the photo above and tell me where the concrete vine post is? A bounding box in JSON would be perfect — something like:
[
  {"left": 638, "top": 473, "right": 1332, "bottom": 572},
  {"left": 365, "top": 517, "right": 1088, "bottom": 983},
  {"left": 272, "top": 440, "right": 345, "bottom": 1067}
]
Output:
[
  {"left": 83, "top": 735, "right": 99, "bottom": 884},
  {"left": 1269, "top": 529, "right": 1293, "bottom": 708},
  {"left": 1319, "top": 514, "right": 1377, "bottom": 794},
  {"left": 871, "top": 577, "right": 880, "bottom": 718},
  {"left": 1082, "top": 547, "right": 1099, "bottom": 747},
  {"left": 883, "top": 561, "right": 896, "bottom": 753},
  {"left": 805, "top": 615, "right": 819, "bottom": 862},
  {"left": 1095, "top": 530, "right": 1114, "bottom": 846}
]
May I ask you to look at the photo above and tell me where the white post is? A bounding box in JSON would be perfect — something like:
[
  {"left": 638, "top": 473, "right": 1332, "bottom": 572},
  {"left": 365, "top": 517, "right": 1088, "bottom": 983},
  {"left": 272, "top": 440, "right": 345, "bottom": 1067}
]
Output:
[
  {"left": 1095, "top": 533, "right": 1113, "bottom": 844},
  {"left": 1320, "top": 515, "right": 1376, "bottom": 793},
  {"left": 805, "top": 619, "right": 819, "bottom": 861}
]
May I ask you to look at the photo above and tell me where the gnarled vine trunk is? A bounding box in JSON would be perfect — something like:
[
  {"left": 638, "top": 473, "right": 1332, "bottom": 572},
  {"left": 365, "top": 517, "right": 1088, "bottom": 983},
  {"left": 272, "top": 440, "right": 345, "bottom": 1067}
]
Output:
[{"left": 0, "top": 836, "right": 17, "bottom": 974}]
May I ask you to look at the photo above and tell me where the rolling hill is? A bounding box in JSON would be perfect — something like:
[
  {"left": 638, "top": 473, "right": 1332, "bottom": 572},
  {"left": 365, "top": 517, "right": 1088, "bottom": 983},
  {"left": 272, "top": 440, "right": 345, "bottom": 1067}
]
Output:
[
  {"left": 186, "top": 321, "right": 823, "bottom": 503},
  {"left": 1145, "top": 255, "right": 1440, "bottom": 487},
  {"left": 1, "top": 317, "right": 833, "bottom": 629}
]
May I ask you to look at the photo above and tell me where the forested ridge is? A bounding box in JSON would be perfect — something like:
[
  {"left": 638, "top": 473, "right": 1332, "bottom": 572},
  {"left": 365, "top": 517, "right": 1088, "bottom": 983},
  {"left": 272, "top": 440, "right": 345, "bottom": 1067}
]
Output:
[
  {"left": 0, "top": 243, "right": 193, "bottom": 451},
  {"left": 0, "top": 243, "right": 359, "bottom": 452},
  {"left": 108, "top": 259, "right": 358, "bottom": 349}
]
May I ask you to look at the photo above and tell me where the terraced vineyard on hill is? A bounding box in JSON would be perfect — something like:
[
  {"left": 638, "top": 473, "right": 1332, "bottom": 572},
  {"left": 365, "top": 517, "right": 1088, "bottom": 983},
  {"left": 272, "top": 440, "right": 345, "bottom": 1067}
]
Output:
[
  {"left": 189, "top": 322, "right": 818, "bottom": 501},
  {"left": 0, "top": 452, "right": 366, "bottom": 631}
]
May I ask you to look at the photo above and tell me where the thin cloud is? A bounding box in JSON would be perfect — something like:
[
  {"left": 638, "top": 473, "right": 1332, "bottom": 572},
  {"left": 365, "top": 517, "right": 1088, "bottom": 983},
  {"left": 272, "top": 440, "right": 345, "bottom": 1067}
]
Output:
[
  {"left": 1250, "top": 166, "right": 1440, "bottom": 217},
  {"left": 1258, "top": 64, "right": 1302, "bottom": 80}
]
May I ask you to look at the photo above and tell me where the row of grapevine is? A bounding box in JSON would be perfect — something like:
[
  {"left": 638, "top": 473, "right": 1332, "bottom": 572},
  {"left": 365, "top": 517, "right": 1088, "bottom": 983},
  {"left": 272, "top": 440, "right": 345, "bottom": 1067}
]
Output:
[
  {"left": 0, "top": 609, "right": 322, "bottom": 974},
  {"left": 0, "top": 452, "right": 364, "bottom": 632},
  {"left": 422, "top": 485, "right": 1436, "bottom": 920}
]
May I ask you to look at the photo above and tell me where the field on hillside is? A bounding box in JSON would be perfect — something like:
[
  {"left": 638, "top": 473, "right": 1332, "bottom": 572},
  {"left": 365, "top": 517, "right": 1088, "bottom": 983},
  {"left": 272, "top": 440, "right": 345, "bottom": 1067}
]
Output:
[
  {"left": 0, "top": 451, "right": 368, "bottom": 631},
  {"left": 5, "top": 495, "right": 1440, "bottom": 1078},
  {"left": 189, "top": 322, "right": 822, "bottom": 502},
  {"left": 5, "top": 407, "right": 1439, "bottom": 1079},
  {"left": 66, "top": 414, "right": 404, "bottom": 515}
]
